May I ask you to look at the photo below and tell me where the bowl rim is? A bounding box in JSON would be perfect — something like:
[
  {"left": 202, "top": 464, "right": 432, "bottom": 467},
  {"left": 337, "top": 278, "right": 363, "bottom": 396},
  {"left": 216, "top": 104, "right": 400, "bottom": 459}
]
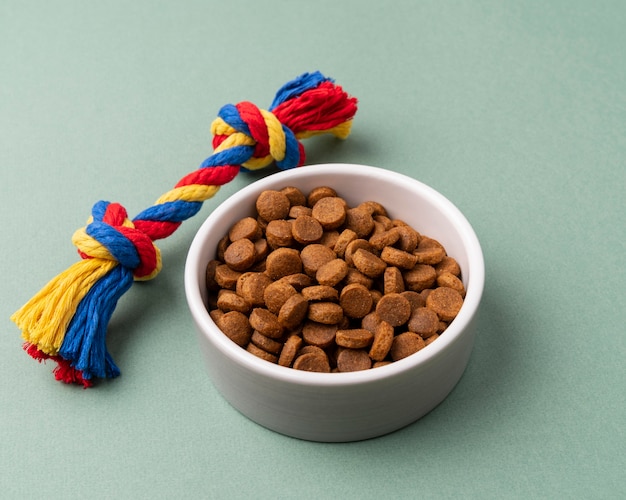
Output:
[{"left": 185, "top": 163, "right": 484, "bottom": 388}]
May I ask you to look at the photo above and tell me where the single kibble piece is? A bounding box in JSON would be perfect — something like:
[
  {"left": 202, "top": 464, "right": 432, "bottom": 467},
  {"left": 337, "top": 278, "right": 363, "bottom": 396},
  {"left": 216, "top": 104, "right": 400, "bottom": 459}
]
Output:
[
  {"left": 308, "top": 302, "right": 344, "bottom": 324},
  {"left": 251, "top": 331, "right": 284, "bottom": 355},
  {"left": 413, "top": 237, "right": 446, "bottom": 265},
  {"left": 216, "top": 290, "right": 250, "bottom": 314},
  {"left": 302, "top": 321, "right": 338, "bottom": 349},
  {"left": 407, "top": 307, "right": 440, "bottom": 338},
  {"left": 400, "top": 290, "right": 425, "bottom": 311},
  {"left": 293, "top": 352, "right": 331, "bottom": 372},
  {"left": 307, "top": 186, "right": 337, "bottom": 207},
  {"left": 256, "top": 190, "right": 291, "bottom": 221},
  {"left": 344, "top": 207, "right": 375, "bottom": 237},
  {"left": 277, "top": 293, "right": 309, "bottom": 330},
  {"left": 383, "top": 266, "right": 405, "bottom": 294},
  {"left": 300, "top": 244, "right": 336, "bottom": 277},
  {"left": 249, "top": 308, "right": 283, "bottom": 339},
  {"left": 337, "top": 349, "right": 372, "bottom": 372},
  {"left": 301, "top": 285, "right": 339, "bottom": 302},
  {"left": 403, "top": 264, "right": 437, "bottom": 291},
  {"left": 340, "top": 283, "right": 374, "bottom": 319},
  {"left": 214, "top": 264, "right": 241, "bottom": 289},
  {"left": 265, "top": 248, "right": 302, "bottom": 280},
  {"left": 436, "top": 271, "right": 466, "bottom": 297},
  {"left": 278, "top": 335, "right": 303, "bottom": 367},
  {"left": 316, "top": 258, "right": 349, "bottom": 287},
  {"left": 434, "top": 255, "right": 461, "bottom": 277},
  {"left": 333, "top": 229, "right": 358, "bottom": 257},
  {"left": 236, "top": 272, "right": 272, "bottom": 307},
  {"left": 292, "top": 215, "right": 324, "bottom": 244},
  {"left": 280, "top": 186, "right": 307, "bottom": 207},
  {"left": 352, "top": 248, "right": 387, "bottom": 278},
  {"left": 426, "top": 286, "right": 464, "bottom": 321},
  {"left": 369, "top": 320, "right": 394, "bottom": 361},
  {"left": 311, "top": 196, "right": 347, "bottom": 230},
  {"left": 216, "top": 311, "right": 252, "bottom": 347},
  {"left": 393, "top": 225, "right": 420, "bottom": 252},
  {"left": 229, "top": 217, "right": 261, "bottom": 242},
  {"left": 369, "top": 229, "right": 401, "bottom": 251},
  {"left": 266, "top": 219, "right": 294, "bottom": 248},
  {"left": 361, "top": 311, "right": 382, "bottom": 333},
  {"left": 344, "top": 239, "right": 374, "bottom": 267},
  {"left": 246, "top": 343, "right": 278, "bottom": 363},
  {"left": 335, "top": 329, "right": 374, "bottom": 349},
  {"left": 263, "top": 280, "right": 298, "bottom": 314},
  {"left": 376, "top": 293, "right": 411, "bottom": 327},
  {"left": 390, "top": 332, "right": 426, "bottom": 361}
]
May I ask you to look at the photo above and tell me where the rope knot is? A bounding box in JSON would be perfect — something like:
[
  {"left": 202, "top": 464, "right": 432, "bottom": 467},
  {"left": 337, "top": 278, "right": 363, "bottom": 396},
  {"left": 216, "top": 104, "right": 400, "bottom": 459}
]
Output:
[
  {"left": 73, "top": 201, "right": 162, "bottom": 280},
  {"left": 210, "top": 101, "right": 303, "bottom": 171}
]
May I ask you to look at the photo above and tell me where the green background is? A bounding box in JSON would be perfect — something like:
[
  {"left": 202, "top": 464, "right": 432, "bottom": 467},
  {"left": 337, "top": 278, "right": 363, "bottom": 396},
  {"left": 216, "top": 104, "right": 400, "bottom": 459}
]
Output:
[{"left": 1, "top": 1, "right": 624, "bottom": 498}]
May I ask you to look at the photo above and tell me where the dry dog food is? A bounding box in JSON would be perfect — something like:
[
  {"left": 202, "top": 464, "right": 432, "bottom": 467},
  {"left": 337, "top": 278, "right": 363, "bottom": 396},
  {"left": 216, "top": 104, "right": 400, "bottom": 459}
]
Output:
[{"left": 206, "top": 186, "right": 465, "bottom": 373}]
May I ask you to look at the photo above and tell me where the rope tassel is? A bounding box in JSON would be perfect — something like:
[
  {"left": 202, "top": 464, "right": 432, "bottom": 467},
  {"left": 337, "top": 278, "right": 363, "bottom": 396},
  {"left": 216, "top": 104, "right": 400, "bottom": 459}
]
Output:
[{"left": 11, "top": 71, "right": 358, "bottom": 387}]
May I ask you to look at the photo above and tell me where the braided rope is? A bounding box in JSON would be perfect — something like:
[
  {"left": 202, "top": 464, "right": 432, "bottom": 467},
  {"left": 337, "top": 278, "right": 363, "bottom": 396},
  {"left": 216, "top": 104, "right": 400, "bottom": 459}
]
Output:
[{"left": 11, "top": 71, "right": 357, "bottom": 387}]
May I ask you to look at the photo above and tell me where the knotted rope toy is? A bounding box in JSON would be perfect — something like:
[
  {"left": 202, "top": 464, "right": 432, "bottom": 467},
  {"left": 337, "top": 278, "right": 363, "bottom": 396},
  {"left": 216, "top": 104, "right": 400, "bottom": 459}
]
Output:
[{"left": 12, "top": 71, "right": 358, "bottom": 387}]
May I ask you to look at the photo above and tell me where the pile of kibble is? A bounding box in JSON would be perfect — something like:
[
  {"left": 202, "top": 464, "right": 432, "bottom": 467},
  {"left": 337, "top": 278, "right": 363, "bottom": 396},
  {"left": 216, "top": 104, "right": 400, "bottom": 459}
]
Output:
[{"left": 205, "top": 186, "right": 465, "bottom": 373}]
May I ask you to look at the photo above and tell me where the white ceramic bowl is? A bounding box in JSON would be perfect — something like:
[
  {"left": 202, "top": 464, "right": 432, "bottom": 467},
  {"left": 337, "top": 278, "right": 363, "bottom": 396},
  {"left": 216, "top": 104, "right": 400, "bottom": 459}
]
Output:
[{"left": 185, "top": 164, "right": 484, "bottom": 442}]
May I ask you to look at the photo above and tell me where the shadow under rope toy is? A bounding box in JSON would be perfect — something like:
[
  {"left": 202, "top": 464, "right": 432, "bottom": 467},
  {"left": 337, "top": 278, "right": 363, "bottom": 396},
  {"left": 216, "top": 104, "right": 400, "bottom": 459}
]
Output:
[{"left": 11, "top": 71, "right": 358, "bottom": 387}]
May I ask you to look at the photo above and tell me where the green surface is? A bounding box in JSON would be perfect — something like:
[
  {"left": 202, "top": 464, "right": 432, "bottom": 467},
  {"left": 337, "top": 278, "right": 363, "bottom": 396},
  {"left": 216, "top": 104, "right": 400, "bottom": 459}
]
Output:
[{"left": 1, "top": 1, "right": 624, "bottom": 498}]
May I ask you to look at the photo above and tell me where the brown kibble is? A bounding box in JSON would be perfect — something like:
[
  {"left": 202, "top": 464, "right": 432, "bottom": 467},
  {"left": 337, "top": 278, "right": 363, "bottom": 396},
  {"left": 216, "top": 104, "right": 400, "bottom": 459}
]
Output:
[
  {"left": 229, "top": 217, "right": 261, "bottom": 242},
  {"left": 263, "top": 280, "right": 297, "bottom": 314},
  {"left": 265, "top": 248, "right": 302, "bottom": 280},
  {"left": 236, "top": 272, "right": 272, "bottom": 307},
  {"left": 316, "top": 258, "right": 349, "bottom": 287},
  {"left": 335, "top": 329, "right": 374, "bottom": 349},
  {"left": 436, "top": 271, "right": 466, "bottom": 297},
  {"left": 292, "top": 215, "right": 324, "bottom": 244},
  {"left": 206, "top": 259, "right": 220, "bottom": 292},
  {"left": 333, "top": 229, "right": 358, "bottom": 257},
  {"left": 376, "top": 292, "right": 411, "bottom": 327},
  {"left": 336, "top": 349, "right": 372, "bottom": 372},
  {"left": 256, "top": 190, "right": 291, "bottom": 221},
  {"left": 216, "top": 290, "right": 250, "bottom": 314},
  {"left": 400, "top": 290, "right": 426, "bottom": 311},
  {"left": 383, "top": 266, "right": 405, "bottom": 294},
  {"left": 209, "top": 185, "right": 463, "bottom": 371},
  {"left": 414, "top": 237, "right": 446, "bottom": 265},
  {"left": 361, "top": 311, "right": 382, "bottom": 333},
  {"left": 434, "top": 255, "right": 461, "bottom": 277},
  {"left": 251, "top": 331, "right": 284, "bottom": 354},
  {"left": 216, "top": 311, "right": 252, "bottom": 347},
  {"left": 214, "top": 264, "right": 242, "bottom": 290},
  {"left": 343, "top": 268, "right": 374, "bottom": 289},
  {"left": 340, "top": 283, "right": 374, "bottom": 319},
  {"left": 289, "top": 205, "right": 312, "bottom": 218},
  {"left": 302, "top": 321, "right": 337, "bottom": 349},
  {"left": 307, "top": 186, "right": 337, "bottom": 207},
  {"left": 369, "top": 229, "right": 401, "bottom": 251},
  {"left": 266, "top": 219, "right": 294, "bottom": 248},
  {"left": 293, "top": 352, "right": 331, "bottom": 372},
  {"left": 279, "top": 273, "right": 313, "bottom": 290},
  {"left": 369, "top": 320, "right": 394, "bottom": 361},
  {"left": 246, "top": 342, "right": 278, "bottom": 363},
  {"left": 352, "top": 249, "right": 387, "bottom": 278},
  {"left": 280, "top": 186, "right": 307, "bottom": 207},
  {"left": 278, "top": 293, "right": 309, "bottom": 330},
  {"left": 278, "top": 335, "right": 303, "bottom": 367},
  {"left": 380, "top": 246, "right": 418, "bottom": 270},
  {"left": 426, "top": 286, "right": 464, "bottom": 321},
  {"left": 224, "top": 238, "right": 256, "bottom": 271},
  {"left": 393, "top": 225, "right": 420, "bottom": 252},
  {"left": 407, "top": 307, "right": 440, "bottom": 338},
  {"left": 390, "top": 332, "right": 426, "bottom": 361},
  {"left": 344, "top": 239, "right": 374, "bottom": 267},
  {"left": 307, "top": 302, "right": 344, "bottom": 324},
  {"left": 249, "top": 308, "right": 283, "bottom": 339},
  {"left": 344, "top": 207, "right": 375, "bottom": 238},
  {"left": 300, "top": 244, "right": 336, "bottom": 277},
  {"left": 311, "top": 196, "right": 347, "bottom": 230},
  {"left": 403, "top": 264, "right": 437, "bottom": 292},
  {"left": 301, "top": 285, "right": 339, "bottom": 302}
]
